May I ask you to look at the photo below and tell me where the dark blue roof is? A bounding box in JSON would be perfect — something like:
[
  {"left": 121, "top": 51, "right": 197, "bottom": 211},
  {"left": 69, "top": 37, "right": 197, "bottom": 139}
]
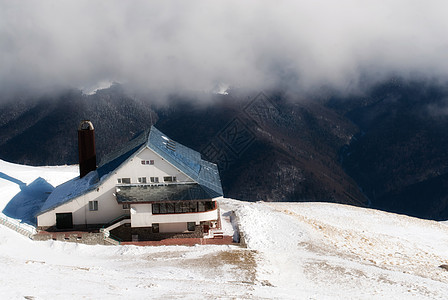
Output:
[
  {"left": 38, "top": 126, "right": 223, "bottom": 214},
  {"left": 147, "top": 127, "right": 223, "bottom": 198}
]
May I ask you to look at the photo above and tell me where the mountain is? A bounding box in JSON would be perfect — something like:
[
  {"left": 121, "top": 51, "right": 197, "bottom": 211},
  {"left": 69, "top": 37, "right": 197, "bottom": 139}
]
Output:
[
  {"left": 0, "top": 85, "right": 155, "bottom": 165},
  {"left": 154, "top": 90, "right": 366, "bottom": 205},
  {"left": 329, "top": 80, "right": 448, "bottom": 220},
  {"left": 1, "top": 80, "right": 448, "bottom": 219},
  {"left": 0, "top": 87, "right": 368, "bottom": 207}
]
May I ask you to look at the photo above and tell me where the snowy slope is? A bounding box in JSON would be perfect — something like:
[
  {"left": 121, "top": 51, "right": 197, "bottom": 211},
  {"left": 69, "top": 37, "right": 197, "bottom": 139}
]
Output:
[
  {"left": 233, "top": 200, "right": 448, "bottom": 298},
  {"left": 1, "top": 160, "right": 448, "bottom": 299}
]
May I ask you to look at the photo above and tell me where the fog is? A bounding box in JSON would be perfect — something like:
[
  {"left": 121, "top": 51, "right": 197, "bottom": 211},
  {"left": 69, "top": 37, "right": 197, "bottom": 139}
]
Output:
[{"left": 1, "top": 0, "right": 448, "bottom": 99}]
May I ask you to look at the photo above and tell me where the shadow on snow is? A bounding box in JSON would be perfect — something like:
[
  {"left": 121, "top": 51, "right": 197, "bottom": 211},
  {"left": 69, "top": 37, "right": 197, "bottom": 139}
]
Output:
[
  {"left": 0, "top": 172, "right": 27, "bottom": 188},
  {"left": 1, "top": 173, "right": 54, "bottom": 226}
]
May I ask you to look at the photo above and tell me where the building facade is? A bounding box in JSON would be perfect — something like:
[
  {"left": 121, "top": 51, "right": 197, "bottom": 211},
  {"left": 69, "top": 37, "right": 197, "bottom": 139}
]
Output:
[{"left": 36, "top": 125, "right": 223, "bottom": 237}]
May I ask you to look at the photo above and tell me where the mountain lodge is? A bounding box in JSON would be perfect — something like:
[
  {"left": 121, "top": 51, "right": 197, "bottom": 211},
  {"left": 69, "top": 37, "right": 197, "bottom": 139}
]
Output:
[{"left": 36, "top": 121, "right": 224, "bottom": 243}]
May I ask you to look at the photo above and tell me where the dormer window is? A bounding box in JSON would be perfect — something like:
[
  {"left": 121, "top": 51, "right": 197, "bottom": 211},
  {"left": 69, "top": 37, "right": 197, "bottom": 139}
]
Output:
[{"left": 165, "top": 139, "right": 176, "bottom": 151}]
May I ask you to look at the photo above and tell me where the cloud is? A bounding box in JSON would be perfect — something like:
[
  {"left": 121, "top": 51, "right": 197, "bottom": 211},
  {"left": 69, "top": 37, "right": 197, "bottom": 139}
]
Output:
[{"left": 1, "top": 0, "right": 448, "bottom": 99}]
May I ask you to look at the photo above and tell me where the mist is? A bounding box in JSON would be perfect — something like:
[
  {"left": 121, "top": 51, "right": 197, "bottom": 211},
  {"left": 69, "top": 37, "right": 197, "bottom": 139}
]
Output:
[{"left": 1, "top": 0, "right": 448, "bottom": 100}]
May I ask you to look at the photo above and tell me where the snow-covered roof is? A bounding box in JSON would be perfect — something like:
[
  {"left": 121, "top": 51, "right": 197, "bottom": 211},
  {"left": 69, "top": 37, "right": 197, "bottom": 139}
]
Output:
[
  {"left": 38, "top": 126, "right": 223, "bottom": 215},
  {"left": 39, "top": 171, "right": 99, "bottom": 213}
]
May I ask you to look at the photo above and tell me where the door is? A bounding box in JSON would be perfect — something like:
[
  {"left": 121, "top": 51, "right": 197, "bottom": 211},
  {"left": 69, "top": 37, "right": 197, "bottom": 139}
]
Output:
[{"left": 56, "top": 213, "right": 73, "bottom": 229}]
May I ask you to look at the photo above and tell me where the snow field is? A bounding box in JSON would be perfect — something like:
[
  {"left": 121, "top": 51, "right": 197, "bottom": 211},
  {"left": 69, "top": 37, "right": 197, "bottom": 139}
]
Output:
[
  {"left": 0, "top": 160, "right": 78, "bottom": 210},
  {"left": 233, "top": 200, "right": 448, "bottom": 299},
  {"left": 0, "top": 223, "right": 262, "bottom": 299},
  {"left": 1, "top": 160, "right": 448, "bottom": 298}
]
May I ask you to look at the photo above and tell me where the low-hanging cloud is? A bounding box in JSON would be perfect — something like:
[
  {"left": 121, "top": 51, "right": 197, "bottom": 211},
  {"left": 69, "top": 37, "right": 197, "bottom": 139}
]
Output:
[{"left": 1, "top": 0, "right": 448, "bottom": 99}]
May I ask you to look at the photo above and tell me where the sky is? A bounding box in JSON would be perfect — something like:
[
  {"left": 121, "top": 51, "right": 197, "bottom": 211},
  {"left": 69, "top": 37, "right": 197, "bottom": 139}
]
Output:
[{"left": 1, "top": 1, "right": 448, "bottom": 98}]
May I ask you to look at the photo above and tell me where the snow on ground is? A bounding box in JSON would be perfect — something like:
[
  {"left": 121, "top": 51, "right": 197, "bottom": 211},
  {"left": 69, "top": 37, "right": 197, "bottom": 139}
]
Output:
[
  {"left": 0, "top": 225, "right": 257, "bottom": 299},
  {"left": 1, "top": 160, "right": 448, "bottom": 299},
  {"left": 0, "top": 160, "right": 78, "bottom": 225},
  {"left": 233, "top": 200, "right": 448, "bottom": 298}
]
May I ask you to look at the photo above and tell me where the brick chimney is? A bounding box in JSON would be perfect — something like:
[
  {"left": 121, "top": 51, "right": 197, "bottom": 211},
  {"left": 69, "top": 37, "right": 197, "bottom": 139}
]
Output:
[{"left": 78, "top": 120, "right": 96, "bottom": 178}]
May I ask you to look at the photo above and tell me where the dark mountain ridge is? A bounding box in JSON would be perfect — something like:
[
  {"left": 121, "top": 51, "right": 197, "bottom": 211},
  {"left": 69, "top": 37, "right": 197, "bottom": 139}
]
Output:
[
  {"left": 1, "top": 80, "right": 448, "bottom": 220},
  {"left": 332, "top": 80, "right": 448, "bottom": 220}
]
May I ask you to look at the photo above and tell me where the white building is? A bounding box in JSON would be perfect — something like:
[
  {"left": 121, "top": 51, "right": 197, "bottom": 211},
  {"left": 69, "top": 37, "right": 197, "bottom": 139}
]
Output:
[{"left": 36, "top": 123, "right": 223, "bottom": 240}]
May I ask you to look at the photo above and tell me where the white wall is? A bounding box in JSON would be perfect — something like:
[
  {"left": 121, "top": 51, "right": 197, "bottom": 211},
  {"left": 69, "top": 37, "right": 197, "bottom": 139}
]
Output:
[
  {"left": 37, "top": 175, "right": 126, "bottom": 228},
  {"left": 130, "top": 204, "right": 152, "bottom": 227},
  {"left": 37, "top": 147, "right": 201, "bottom": 228},
  {"left": 115, "top": 147, "right": 194, "bottom": 185},
  {"left": 130, "top": 203, "right": 218, "bottom": 229}
]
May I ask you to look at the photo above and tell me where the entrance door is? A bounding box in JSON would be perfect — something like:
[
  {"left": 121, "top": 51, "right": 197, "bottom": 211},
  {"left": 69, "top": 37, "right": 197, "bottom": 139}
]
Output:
[{"left": 56, "top": 213, "right": 73, "bottom": 229}]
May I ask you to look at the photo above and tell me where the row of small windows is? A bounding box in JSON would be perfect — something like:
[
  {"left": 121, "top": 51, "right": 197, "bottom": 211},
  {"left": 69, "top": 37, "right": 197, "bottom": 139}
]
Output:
[
  {"left": 90, "top": 202, "right": 130, "bottom": 211},
  {"left": 141, "top": 160, "right": 154, "bottom": 165},
  {"left": 152, "top": 201, "right": 216, "bottom": 215},
  {"left": 118, "top": 176, "right": 176, "bottom": 184},
  {"left": 89, "top": 200, "right": 214, "bottom": 214}
]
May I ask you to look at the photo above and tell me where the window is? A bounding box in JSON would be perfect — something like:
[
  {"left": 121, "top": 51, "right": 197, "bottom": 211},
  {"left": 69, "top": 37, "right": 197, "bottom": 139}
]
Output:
[
  {"left": 179, "top": 202, "right": 188, "bottom": 213},
  {"left": 122, "top": 203, "right": 130, "bottom": 209},
  {"left": 152, "top": 202, "right": 204, "bottom": 215},
  {"left": 141, "top": 160, "right": 145, "bottom": 165},
  {"left": 160, "top": 203, "right": 167, "bottom": 214},
  {"left": 163, "top": 176, "right": 176, "bottom": 182},
  {"left": 138, "top": 177, "right": 147, "bottom": 183},
  {"left": 205, "top": 201, "right": 215, "bottom": 211},
  {"left": 150, "top": 177, "right": 159, "bottom": 183},
  {"left": 189, "top": 202, "right": 198, "bottom": 212},
  {"left": 89, "top": 200, "right": 98, "bottom": 211},
  {"left": 166, "top": 203, "right": 175, "bottom": 214},
  {"left": 198, "top": 201, "right": 205, "bottom": 212},
  {"left": 175, "top": 202, "right": 182, "bottom": 213},
  {"left": 150, "top": 160, "right": 154, "bottom": 165},
  {"left": 187, "top": 222, "right": 196, "bottom": 231},
  {"left": 117, "top": 178, "right": 131, "bottom": 184},
  {"left": 152, "top": 203, "right": 160, "bottom": 214},
  {"left": 198, "top": 201, "right": 215, "bottom": 212}
]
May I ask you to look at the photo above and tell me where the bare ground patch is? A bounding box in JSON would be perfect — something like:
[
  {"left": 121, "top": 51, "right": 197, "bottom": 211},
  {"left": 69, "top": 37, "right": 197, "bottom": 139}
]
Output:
[{"left": 145, "top": 249, "right": 258, "bottom": 284}]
